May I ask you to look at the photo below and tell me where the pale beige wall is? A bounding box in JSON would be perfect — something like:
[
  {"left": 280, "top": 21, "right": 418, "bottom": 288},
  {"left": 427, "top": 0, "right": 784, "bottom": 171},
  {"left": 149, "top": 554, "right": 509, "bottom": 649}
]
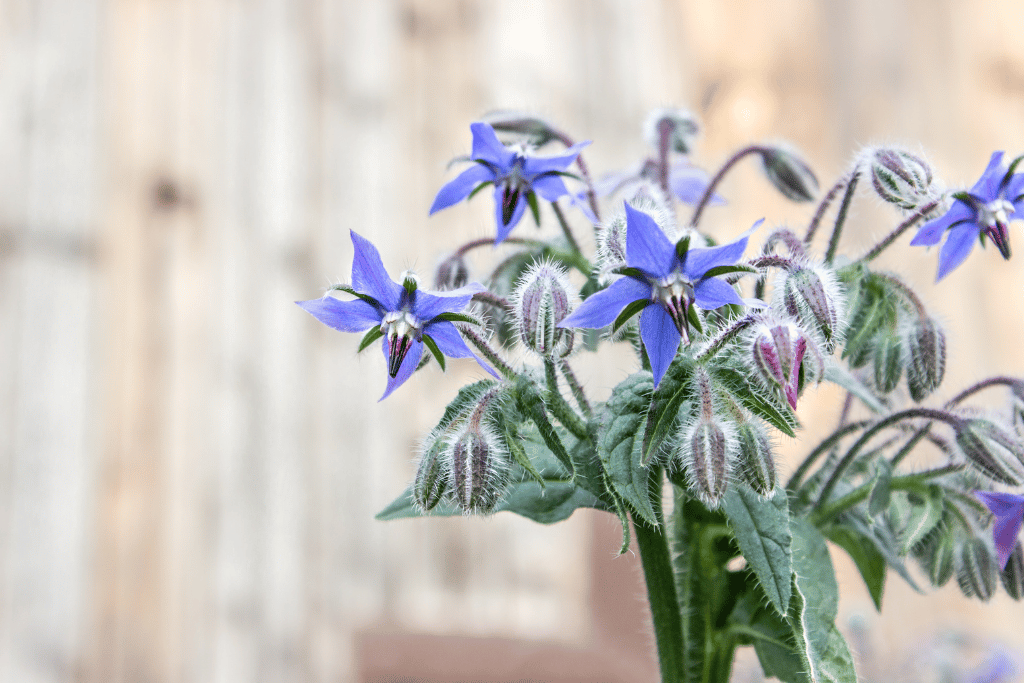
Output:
[{"left": 1, "top": 1, "right": 1023, "bottom": 681}]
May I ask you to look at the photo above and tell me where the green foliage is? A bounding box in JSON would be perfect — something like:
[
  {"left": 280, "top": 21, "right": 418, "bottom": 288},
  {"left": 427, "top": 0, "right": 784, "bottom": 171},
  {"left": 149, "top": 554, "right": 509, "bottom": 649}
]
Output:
[{"left": 722, "top": 485, "right": 792, "bottom": 615}]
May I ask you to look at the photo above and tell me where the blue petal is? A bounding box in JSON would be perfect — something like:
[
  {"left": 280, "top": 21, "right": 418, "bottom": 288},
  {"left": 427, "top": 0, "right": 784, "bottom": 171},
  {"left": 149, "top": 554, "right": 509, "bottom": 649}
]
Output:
[
  {"left": 910, "top": 202, "right": 974, "bottom": 247},
  {"left": 693, "top": 277, "right": 744, "bottom": 309},
  {"left": 971, "top": 151, "right": 1006, "bottom": 200},
  {"left": 977, "top": 492, "right": 1024, "bottom": 569},
  {"left": 639, "top": 305, "right": 681, "bottom": 388},
  {"left": 379, "top": 337, "right": 424, "bottom": 400},
  {"left": 936, "top": 224, "right": 979, "bottom": 281},
  {"left": 567, "top": 189, "right": 599, "bottom": 225},
  {"left": 521, "top": 141, "right": 590, "bottom": 176},
  {"left": 670, "top": 165, "right": 725, "bottom": 206},
  {"left": 530, "top": 174, "right": 570, "bottom": 202},
  {"left": 414, "top": 283, "right": 485, "bottom": 322},
  {"left": 423, "top": 320, "right": 500, "bottom": 379},
  {"left": 470, "top": 122, "right": 516, "bottom": 169},
  {"left": 350, "top": 231, "right": 403, "bottom": 311},
  {"left": 493, "top": 185, "right": 528, "bottom": 245},
  {"left": 625, "top": 203, "right": 676, "bottom": 278},
  {"left": 1006, "top": 173, "right": 1024, "bottom": 212},
  {"left": 684, "top": 222, "right": 757, "bottom": 280},
  {"left": 296, "top": 296, "right": 381, "bottom": 332},
  {"left": 558, "top": 277, "right": 652, "bottom": 329},
  {"left": 429, "top": 163, "right": 495, "bottom": 215}
]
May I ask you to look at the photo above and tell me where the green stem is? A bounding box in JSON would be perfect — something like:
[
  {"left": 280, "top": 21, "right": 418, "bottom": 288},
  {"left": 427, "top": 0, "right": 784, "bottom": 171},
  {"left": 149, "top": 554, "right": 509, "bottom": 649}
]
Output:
[
  {"left": 558, "top": 359, "right": 591, "bottom": 417},
  {"left": 811, "top": 463, "right": 964, "bottom": 524},
  {"left": 824, "top": 170, "right": 860, "bottom": 264},
  {"left": 544, "top": 360, "right": 589, "bottom": 440},
  {"left": 695, "top": 315, "right": 757, "bottom": 363},
  {"left": 803, "top": 175, "right": 848, "bottom": 246},
  {"left": 634, "top": 507, "right": 686, "bottom": 683},
  {"left": 551, "top": 200, "right": 583, "bottom": 257},
  {"left": 858, "top": 199, "right": 939, "bottom": 262},
  {"left": 889, "top": 424, "right": 932, "bottom": 467},
  {"left": 786, "top": 421, "right": 870, "bottom": 492},
  {"left": 690, "top": 145, "right": 767, "bottom": 227},
  {"left": 461, "top": 328, "right": 517, "bottom": 380}
]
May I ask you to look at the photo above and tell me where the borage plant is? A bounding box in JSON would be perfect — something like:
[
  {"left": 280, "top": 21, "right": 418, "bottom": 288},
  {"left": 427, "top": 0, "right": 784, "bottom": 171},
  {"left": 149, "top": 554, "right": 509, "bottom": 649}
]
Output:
[{"left": 298, "top": 110, "right": 1024, "bottom": 683}]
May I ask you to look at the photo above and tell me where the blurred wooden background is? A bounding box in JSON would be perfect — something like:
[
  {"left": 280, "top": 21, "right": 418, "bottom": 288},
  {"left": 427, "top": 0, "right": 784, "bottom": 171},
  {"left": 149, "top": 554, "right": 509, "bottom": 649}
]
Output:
[{"left": 2, "top": 0, "right": 1024, "bottom": 681}]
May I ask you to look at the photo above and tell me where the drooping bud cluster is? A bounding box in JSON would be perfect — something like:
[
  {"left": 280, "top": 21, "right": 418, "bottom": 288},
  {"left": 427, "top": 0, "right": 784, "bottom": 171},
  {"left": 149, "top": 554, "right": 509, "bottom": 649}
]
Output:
[
  {"left": 433, "top": 253, "right": 469, "bottom": 291},
  {"left": 776, "top": 263, "right": 846, "bottom": 350},
  {"left": 675, "top": 368, "right": 735, "bottom": 507},
  {"left": 956, "top": 537, "right": 998, "bottom": 601},
  {"left": 904, "top": 317, "right": 946, "bottom": 401},
  {"left": 954, "top": 418, "right": 1024, "bottom": 485},
  {"left": 644, "top": 108, "right": 700, "bottom": 155},
  {"left": 758, "top": 144, "right": 819, "bottom": 202},
  {"left": 749, "top": 317, "right": 825, "bottom": 410},
  {"left": 915, "top": 524, "right": 957, "bottom": 588},
  {"left": 512, "top": 261, "right": 576, "bottom": 358},
  {"left": 867, "top": 147, "right": 937, "bottom": 211},
  {"left": 872, "top": 333, "right": 904, "bottom": 395}
]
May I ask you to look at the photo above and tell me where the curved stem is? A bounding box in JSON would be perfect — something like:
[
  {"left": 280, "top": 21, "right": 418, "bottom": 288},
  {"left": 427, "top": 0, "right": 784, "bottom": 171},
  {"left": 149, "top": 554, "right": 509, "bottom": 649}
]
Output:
[
  {"left": 689, "top": 145, "right": 767, "bottom": 227},
  {"left": 454, "top": 236, "right": 544, "bottom": 258},
  {"left": 461, "top": 328, "right": 517, "bottom": 380},
  {"left": 786, "top": 421, "right": 870, "bottom": 492},
  {"left": 859, "top": 200, "right": 939, "bottom": 262},
  {"left": 872, "top": 272, "right": 927, "bottom": 318},
  {"left": 550, "top": 200, "right": 583, "bottom": 256},
  {"left": 945, "top": 376, "right": 1024, "bottom": 408},
  {"left": 803, "top": 176, "right": 848, "bottom": 246},
  {"left": 748, "top": 254, "right": 799, "bottom": 270},
  {"left": 824, "top": 170, "right": 861, "bottom": 264},
  {"left": 471, "top": 290, "right": 513, "bottom": 313},
  {"left": 657, "top": 117, "right": 674, "bottom": 198},
  {"left": 812, "top": 463, "right": 964, "bottom": 524}
]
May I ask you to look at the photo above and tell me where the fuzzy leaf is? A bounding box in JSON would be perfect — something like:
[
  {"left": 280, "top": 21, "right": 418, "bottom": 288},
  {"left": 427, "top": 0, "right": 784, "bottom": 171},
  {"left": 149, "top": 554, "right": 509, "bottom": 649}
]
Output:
[
  {"left": 723, "top": 485, "right": 793, "bottom": 615},
  {"left": 824, "top": 362, "right": 885, "bottom": 414},
  {"left": 868, "top": 459, "right": 894, "bottom": 516},
  {"left": 826, "top": 526, "right": 887, "bottom": 610},
  {"left": 712, "top": 364, "right": 798, "bottom": 437},
  {"left": 640, "top": 356, "right": 695, "bottom": 466}
]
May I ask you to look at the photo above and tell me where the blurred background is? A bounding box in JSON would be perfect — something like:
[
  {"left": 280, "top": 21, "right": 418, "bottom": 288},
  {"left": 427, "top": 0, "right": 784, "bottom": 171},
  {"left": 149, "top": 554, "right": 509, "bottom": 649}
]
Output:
[{"left": 2, "top": 0, "right": 1024, "bottom": 681}]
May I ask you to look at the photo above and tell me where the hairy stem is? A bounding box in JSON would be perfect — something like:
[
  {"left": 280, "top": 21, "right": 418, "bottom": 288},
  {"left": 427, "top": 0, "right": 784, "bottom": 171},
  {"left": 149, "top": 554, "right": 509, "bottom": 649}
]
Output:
[
  {"left": 544, "top": 360, "right": 589, "bottom": 440},
  {"left": 690, "top": 145, "right": 767, "bottom": 227},
  {"left": 859, "top": 199, "right": 939, "bottom": 262},
  {"left": 804, "top": 176, "right": 848, "bottom": 246},
  {"left": 461, "top": 328, "right": 517, "bottom": 379},
  {"left": 471, "top": 290, "right": 513, "bottom": 313},
  {"left": 786, "top": 421, "right": 870, "bottom": 492},
  {"left": 634, "top": 500, "right": 686, "bottom": 683},
  {"left": 551, "top": 200, "right": 583, "bottom": 256},
  {"left": 824, "top": 170, "right": 861, "bottom": 264},
  {"left": 696, "top": 315, "right": 757, "bottom": 363},
  {"left": 558, "top": 359, "right": 592, "bottom": 417}
]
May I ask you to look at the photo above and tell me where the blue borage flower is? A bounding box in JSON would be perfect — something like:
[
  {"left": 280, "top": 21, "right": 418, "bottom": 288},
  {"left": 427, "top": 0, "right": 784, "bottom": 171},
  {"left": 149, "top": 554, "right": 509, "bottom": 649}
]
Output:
[
  {"left": 911, "top": 151, "right": 1024, "bottom": 280},
  {"left": 557, "top": 203, "right": 760, "bottom": 387},
  {"left": 975, "top": 490, "right": 1024, "bottom": 570},
  {"left": 296, "top": 231, "right": 498, "bottom": 400},
  {"left": 430, "top": 122, "right": 591, "bottom": 245}
]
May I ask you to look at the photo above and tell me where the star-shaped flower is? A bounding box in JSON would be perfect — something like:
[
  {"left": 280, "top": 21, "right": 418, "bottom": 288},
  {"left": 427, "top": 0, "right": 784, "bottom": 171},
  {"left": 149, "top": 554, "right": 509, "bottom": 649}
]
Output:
[
  {"left": 911, "top": 151, "right": 1024, "bottom": 280},
  {"left": 429, "top": 122, "right": 590, "bottom": 244},
  {"left": 975, "top": 490, "right": 1024, "bottom": 569},
  {"left": 557, "top": 203, "right": 759, "bottom": 386},
  {"left": 296, "top": 231, "right": 498, "bottom": 400}
]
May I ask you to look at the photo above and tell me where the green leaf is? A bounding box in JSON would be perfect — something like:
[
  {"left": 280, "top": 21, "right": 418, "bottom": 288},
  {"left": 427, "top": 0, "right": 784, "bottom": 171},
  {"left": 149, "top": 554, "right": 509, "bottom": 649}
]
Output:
[
  {"left": 640, "top": 356, "right": 694, "bottom": 466},
  {"left": 611, "top": 299, "right": 648, "bottom": 336},
  {"left": 711, "top": 364, "right": 798, "bottom": 437},
  {"left": 597, "top": 371, "right": 660, "bottom": 526},
  {"left": 823, "top": 362, "right": 885, "bottom": 414},
  {"left": 722, "top": 485, "right": 793, "bottom": 615},
  {"left": 750, "top": 605, "right": 807, "bottom": 683},
  {"left": 357, "top": 326, "right": 384, "bottom": 353},
  {"left": 675, "top": 234, "right": 691, "bottom": 263},
  {"left": 889, "top": 484, "right": 945, "bottom": 554},
  {"left": 504, "top": 420, "right": 544, "bottom": 489},
  {"left": 826, "top": 526, "right": 887, "bottom": 610},
  {"left": 868, "top": 459, "right": 893, "bottom": 516},
  {"left": 840, "top": 510, "right": 922, "bottom": 592},
  {"left": 514, "top": 375, "right": 575, "bottom": 477},
  {"left": 421, "top": 334, "right": 446, "bottom": 371}
]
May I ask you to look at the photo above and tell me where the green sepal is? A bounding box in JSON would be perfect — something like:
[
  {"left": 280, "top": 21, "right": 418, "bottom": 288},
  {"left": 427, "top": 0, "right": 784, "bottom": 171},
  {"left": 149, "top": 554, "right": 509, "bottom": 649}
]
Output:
[
  {"left": 687, "top": 303, "right": 704, "bottom": 334},
  {"left": 611, "top": 299, "right": 649, "bottom": 336},
  {"left": 609, "top": 265, "right": 648, "bottom": 281},
  {"left": 711, "top": 364, "right": 798, "bottom": 437},
  {"left": 722, "top": 484, "right": 793, "bottom": 616},
  {"left": 329, "top": 284, "right": 383, "bottom": 309},
  {"left": 467, "top": 179, "right": 494, "bottom": 200},
  {"left": 421, "top": 334, "right": 446, "bottom": 371},
  {"left": 1004, "top": 153, "right": 1024, "bottom": 182},
  {"left": 868, "top": 459, "right": 894, "bottom": 516},
  {"left": 701, "top": 263, "right": 758, "bottom": 279},
  {"left": 432, "top": 311, "right": 484, "bottom": 327},
  {"left": 504, "top": 419, "right": 545, "bottom": 489},
  {"left": 402, "top": 274, "right": 418, "bottom": 296},
  {"left": 888, "top": 484, "right": 945, "bottom": 554},
  {"left": 675, "top": 234, "right": 691, "bottom": 264},
  {"left": 528, "top": 191, "right": 541, "bottom": 226},
  {"left": 357, "top": 326, "right": 384, "bottom": 353}
]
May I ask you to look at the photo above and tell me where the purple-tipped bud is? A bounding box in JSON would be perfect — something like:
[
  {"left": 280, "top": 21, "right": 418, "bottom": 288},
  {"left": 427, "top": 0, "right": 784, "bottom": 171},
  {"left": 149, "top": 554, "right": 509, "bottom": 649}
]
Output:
[
  {"left": 736, "top": 420, "right": 776, "bottom": 496},
  {"left": 413, "top": 434, "right": 449, "bottom": 512},
  {"left": 434, "top": 254, "right": 469, "bottom": 291},
  {"left": 759, "top": 144, "right": 819, "bottom": 202},
  {"left": 750, "top": 320, "right": 824, "bottom": 410},
  {"left": 685, "top": 420, "right": 730, "bottom": 507},
  {"left": 955, "top": 420, "right": 1024, "bottom": 485},
  {"left": 869, "top": 147, "right": 936, "bottom": 211},
  {"left": 905, "top": 318, "right": 946, "bottom": 402},
  {"left": 872, "top": 333, "right": 905, "bottom": 394},
  {"left": 513, "top": 262, "right": 576, "bottom": 358},
  {"left": 644, "top": 108, "right": 700, "bottom": 155},
  {"left": 956, "top": 537, "right": 997, "bottom": 601},
  {"left": 1000, "top": 543, "right": 1024, "bottom": 600},
  {"left": 778, "top": 265, "right": 846, "bottom": 349}
]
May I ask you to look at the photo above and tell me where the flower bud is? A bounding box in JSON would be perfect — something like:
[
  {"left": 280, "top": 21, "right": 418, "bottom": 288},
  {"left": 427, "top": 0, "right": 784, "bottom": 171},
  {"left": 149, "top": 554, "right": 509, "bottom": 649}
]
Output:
[
  {"left": 413, "top": 434, "right": 449, "bottom": 512},
  {"left": 1000, "top": 543, "right": 1024, "bottom": 600},
  {"left": 736, "top": 420, "right": 776, "bottom": 496},
  {"left": 956, "top": 537, "right": 997, "bottom": 601},
  {"left": 447, "top": 388, "right": 511, "bottom": 515},
  {"left": 434, "top": 254, "right": 469, "bottom": 291},
  {"left": 759, "top": 144, "right": 819, "bottom": 202},
  {"left": 513, "top": 262, "right": 575, "bottom": 358},
  {"left": 956, "top": 419, "right": 1024, "bottom": 485},
  {"left": 924, "top": 529, "right": 956, "bottom": 588},
  {"left": 750, "top": 319, "right": 824, "bottom": 410},
  {"left": 644, "top": 108, "right": 700, "bottom": 155},
  {"left": 905, "top": 318, "right": 946, "bottom": 402},
  {"left": 868, "top": 147, "right": 936, "bottom": 211},
  {"left": 777, "top": 264, "right": 846, "bottom": 349},
  {"left": 872, "top": 333, "right": 904, "bottom": 394},
  {"left": 684, "top": 420, "right": 731, "bottom": 507}
]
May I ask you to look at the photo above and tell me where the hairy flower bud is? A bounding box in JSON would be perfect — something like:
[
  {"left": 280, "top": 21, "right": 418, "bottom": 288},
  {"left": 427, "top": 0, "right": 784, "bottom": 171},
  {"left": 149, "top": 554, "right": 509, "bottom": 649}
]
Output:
[
  {"left": 644, "top": 108, "right": 700, "bottom": 154},
  {"left": 736, "top": 420, "right": 776, "bottom": 496},
  {"left": 868, "top": 147, "right": 936, "bottom": 211},
  {"left": 924, "top": 529, "right": 957, "bottom": 588},
  {"left": 413, "top": 433, "right": 449, "bottom": 512},
  {"left": 434, "top": 254, "right": 469, "bottom": 291},
  {"left": 759, "top": 144, "right": 819, "bottom": 202},
  {"left": 777, "top": 264, "right": 846, "bottom": 349},
  {"left": 956, "top": 537, "right": 997, "bottom": 601},
  {"left": 905, "top": 317, "right": 946, "bottom": 402},
  {"left": 749, "top": 319, "right": 824, "bottom": 410},
  {"left": 1000, "top": 543, "right": 1024, "bottom": 600},
  {"left": 872, "top": 333, "right": 905, "bottom": 394},
  {"left": 513, "top": 262, "right": 575, "bottom": 358},
  {"left": 685, "top": 420, "right": 730, "bottom": 507},
  {"left": 447, "top": 388, "right": 510, "bottom": 515},
  {"left": 956, "top": 420, "right": 1024, "bottom": 485}
]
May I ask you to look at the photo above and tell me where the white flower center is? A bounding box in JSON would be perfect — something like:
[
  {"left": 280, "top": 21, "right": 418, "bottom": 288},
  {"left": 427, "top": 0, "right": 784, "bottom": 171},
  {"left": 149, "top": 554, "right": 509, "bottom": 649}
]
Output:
[
  {"left": 979, "top": 199, "right": 1014, "bottom": 228},
  {"left": 381, "top": 310, "right": 421, "bottom": 341}
]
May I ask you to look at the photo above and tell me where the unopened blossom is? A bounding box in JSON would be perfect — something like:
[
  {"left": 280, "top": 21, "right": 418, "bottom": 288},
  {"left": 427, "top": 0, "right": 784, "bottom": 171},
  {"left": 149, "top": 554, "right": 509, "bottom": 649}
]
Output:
[
  {"left": 975, "top": 490, "right": 1024, "bottom": 570},
  {"left": 296, "top": 231, "right": 497, "bottom": 400},
  {"left": 430, "top": 121, "right": 590, "bottom": 244},
  {"left": 911, "top": 151, "right": 1024, "bottom": 280},
  {"left": 557, "top": 203, "right": 758, "bottom": 386}
]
